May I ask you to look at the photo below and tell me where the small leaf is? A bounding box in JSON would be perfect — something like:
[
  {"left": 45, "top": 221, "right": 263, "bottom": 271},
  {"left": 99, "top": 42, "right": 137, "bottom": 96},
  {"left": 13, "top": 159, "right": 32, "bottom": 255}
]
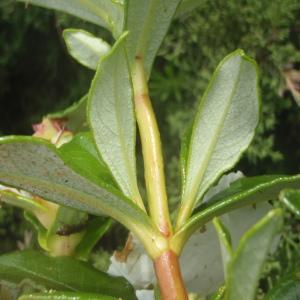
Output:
[
  {"left": 88, "top": 33, "right": 143, "bottom": 208},
  {"left": 280, "top": 189, "right": 300, "bottom": 217},
  {"left": 47, "top": 95, "right": 88, "bottom": 133},
  {"left": 178, "top": 50, "right": 260, "bottom": 226},
  {"left": 0, "top": 136, "right": 158, "bottom": 255},
  {"left": 173, "top": 175, "right": 300, "bottom": 252},
  {"left": 125, "top": 0, "right": 181, "bottom": 77},
  {"left": 19, "top": 291, "right": 119, "bottom": 300},
  {"left": 75, "top": 217, "right": 113, "bottom": 260},
  {"left": 18, "top": 0, "right": 124, "bottom": 37},
  {"left": 0, "top": 250, "right": 137, "bottom": 300},
  {"left": 264, "top": 266, "right": 300, "bottom": 300},
  {"left": 225, "top": 209, "right": 283, "bottom": 300},
  {"left": 63, "top": 29, "right": 111, "bottom": 70}
]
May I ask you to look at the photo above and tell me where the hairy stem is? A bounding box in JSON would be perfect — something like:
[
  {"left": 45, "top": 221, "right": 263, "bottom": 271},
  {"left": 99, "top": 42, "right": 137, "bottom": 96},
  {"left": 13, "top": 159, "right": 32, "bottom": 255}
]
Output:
[
  {"left": 132, "top": 57, "right": 172, "bottom": 237},
  {"left": 154, "top": 250, "right": 188, "bottom": 300}
]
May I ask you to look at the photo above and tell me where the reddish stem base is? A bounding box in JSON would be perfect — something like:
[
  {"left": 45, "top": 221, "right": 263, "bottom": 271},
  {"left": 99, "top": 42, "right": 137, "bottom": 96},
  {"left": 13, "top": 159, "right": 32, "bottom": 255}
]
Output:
[{"left": 154, "top": 250, "right": 188, "bottom": 300}]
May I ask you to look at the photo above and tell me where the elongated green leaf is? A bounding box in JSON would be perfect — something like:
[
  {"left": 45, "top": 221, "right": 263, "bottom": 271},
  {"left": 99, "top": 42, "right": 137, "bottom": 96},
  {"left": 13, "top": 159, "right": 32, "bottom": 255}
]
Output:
[
  {"left": 0, "top": 136, "right": 158, "bottom": 255},
  {"left": 125, "top": 0, "right": 181, "bottom": 77},
  {"left": 225, "top": 209, "right": 283, "bottom": 300},
  {"left": 88, "top": 33, "right": 142, "bottom": 206},
  {"left": 19, "top": 291, "right": 119, "bottom": 300},
  {"left": 213, "top": 217, "right": 232, "bottom": 275},
  {"left": 0, "top": 250, "right": 136, "bottom": 300},
  {"left": 48, "top": 95, "right": 87, "bottom": 133},
  {"left": 280, "top": 189, "right": 300, "bottom": 217},
  {"left": 63, "top": 29, "right": 111, "bottom": 70},
  {"left": 18, "top": 0, "right": 124, "bottom": 37},
  {"left": 173, "top": 175, "right": 300, "bottom": 251},
  {"left": 209, "top": 286, "right": 226, "bottom": 300},
  {"left": 179, "top": 50, "right": 260, "bottom": 222},
  {"left": 264, "top": 267, "right": 300, "bottom": 300},
  {"left": 58, "top": 132, "right": 117, "bottom": 188},
  {"left": 75, "top": 217, "right": 113, "bottom": 260}
]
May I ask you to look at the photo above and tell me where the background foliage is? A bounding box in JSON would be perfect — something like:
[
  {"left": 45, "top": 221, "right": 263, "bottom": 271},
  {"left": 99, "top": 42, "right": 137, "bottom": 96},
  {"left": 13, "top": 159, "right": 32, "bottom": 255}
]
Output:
[{"left": 0, "top": 0, "right": 300, "bottom": 295}]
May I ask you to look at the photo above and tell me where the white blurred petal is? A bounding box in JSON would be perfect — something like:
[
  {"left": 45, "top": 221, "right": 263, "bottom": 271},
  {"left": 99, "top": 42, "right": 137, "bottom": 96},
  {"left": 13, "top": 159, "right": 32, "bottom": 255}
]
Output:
[{"left": 136, "top": 289, "right": 154, "bottom": 300}]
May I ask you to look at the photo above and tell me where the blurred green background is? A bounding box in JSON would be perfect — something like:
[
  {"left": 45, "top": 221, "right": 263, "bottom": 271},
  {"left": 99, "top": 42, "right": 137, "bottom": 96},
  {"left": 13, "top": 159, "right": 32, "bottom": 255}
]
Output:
[{"left": 0, "top": 0, "right": 300, "bottom": 293}]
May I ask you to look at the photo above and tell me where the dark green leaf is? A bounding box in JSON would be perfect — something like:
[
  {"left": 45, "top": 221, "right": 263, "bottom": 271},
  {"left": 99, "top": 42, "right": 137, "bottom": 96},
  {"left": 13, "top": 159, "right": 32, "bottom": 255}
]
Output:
[
  {"left": 0, "top": 136, "right": 159, "bottom": 256},
  {"left": 63, "top": 29, "right": 111, "bottom": 70},
  {"left": 175, "top": 0, "right": 202, "bottom": 17},
  {"left": 0, "top": 250, "right": 137, "bottom": 300},
  {"left": 125, "top": 0, "right": 181, "bottom": 77},
  {"left": 225, "top": 209, "right": 283, "bottom": 300}
]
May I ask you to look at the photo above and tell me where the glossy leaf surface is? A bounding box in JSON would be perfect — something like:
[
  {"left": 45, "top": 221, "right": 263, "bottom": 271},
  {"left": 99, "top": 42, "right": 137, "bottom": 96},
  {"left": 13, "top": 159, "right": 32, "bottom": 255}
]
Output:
[
  {"left": 19, "top": 291, "right": 118, "bottom": 300},
  {"left": 280, "top": 189, "right": 300, "bottom": 217},
  {"left": 88, "top": 33, "right": 141, "bottom": 205},
  {"left": 125, "top": 0, "right": 181, "bottom": 77},
  {"left": 18, "top": 0, "right": 124, "bottom": 36},
  {"left": 0, "top": 136, "right": 156, "bottom": 248},
  {"left": 63, "top": 29, "right": 110, "bottom": 70},
  {"left": 179, "top": 50, "right": 260, "bottom": 224},
  {"left": 0, "top": 250, "right": 136, "bottom": 300},
  {"left": 225, "top": 209, "right": 283, "bottom": 300},
  {"left": 173, "top": 174, "right": 300, "bottom": 251}
]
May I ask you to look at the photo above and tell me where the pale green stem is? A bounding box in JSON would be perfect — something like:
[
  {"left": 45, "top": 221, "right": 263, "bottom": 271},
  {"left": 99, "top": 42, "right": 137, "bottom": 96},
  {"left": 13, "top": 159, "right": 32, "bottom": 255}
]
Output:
[{"left": 132, "top": 57, "right": 172, "bottom": 237}]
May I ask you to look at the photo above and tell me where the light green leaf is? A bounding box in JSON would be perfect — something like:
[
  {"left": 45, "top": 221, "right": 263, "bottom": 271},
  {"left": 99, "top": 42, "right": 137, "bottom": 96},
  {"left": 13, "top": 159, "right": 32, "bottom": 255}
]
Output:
[
  {"left": 88, "top": 33, "right": 143, "bottom": 207},
  {"left": 264, "top": 266, "right": 300, "bottom": 300},
  {"left": 225, "top": 209, "right": 283, "bottom": 300},
  {"left": 0, "top": 250, "right": 137, "bottom": 300},
  {"left": 0, "top": 136, "right": 159, "bottom": 256},
  {"left": 18, "top": 0, "right": 124, "bottom": 37},
  {"left": 212, "top": 217, "right": 233, "bottom": 276},
  {"left": 280, "top": 189, "right": 300, "bottom": 217},
  {"left": 173, "top": 175, "right": 300, "bottom": 252},
  {"left": 47, "top": 95, "right": 88, "bottom": 133},
  {"left": 178, "top": 50, "right": 260, "bottom": 226},
  {"left": 63, "top": 29, "right": 111, "bottom": 70},
  {"left": 125, "top": 0, "right": 181, "bottom": 77},
  {"left": 19, "top": 291, "right": 119, "bottom": 300},
  {"left": 75, "top": 217, "right": 113, "bottom": 260}
]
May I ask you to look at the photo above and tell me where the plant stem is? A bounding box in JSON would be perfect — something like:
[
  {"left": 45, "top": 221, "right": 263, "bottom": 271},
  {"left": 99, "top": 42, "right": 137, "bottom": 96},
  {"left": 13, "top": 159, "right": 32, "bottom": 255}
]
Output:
[
  {"left": 154, "top": 250, "right": 188, "bottom": 300},
  {"left": 132, "top": 57, "right": 172, "bottom": 237}
]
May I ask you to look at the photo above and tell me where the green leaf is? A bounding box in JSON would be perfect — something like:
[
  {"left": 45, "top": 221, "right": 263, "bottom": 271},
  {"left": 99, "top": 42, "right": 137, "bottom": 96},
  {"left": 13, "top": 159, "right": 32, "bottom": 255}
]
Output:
[
  {"left": 225, "top": 209, "right": 283, "bottom": 300},
  {"left": 88, "top": 33, "right": 142, "bottom": 207},
  {"left": 279, "top": 189, "right": 300, "bottom": 217},
  {"left": 19, "top": 291, "right": 119, "bottom": 300},
  {"left": 264, "top": 266, "right": 300, "bottom": 300},
  {"left": 47, "top": 95, "right": 88, "bottom": 133},
  {"left": 0, "top": 136, "right": 160, "bottom": 257},
  {"left": 212, "top": 217, "right": 232, "bottom": 275},
  {"left": 178, "top": 50, "right": 260, "bottom": 225},
  {"left": 172, "top": 175, "right": 300, "bottom": 252},
  {"left": 75, "top": 217, "right": 113, "bottom": 260},
  {"left": 58, "top": 132, "right": 117, "bottom": 188},
  {"left": 209, "top": 286, "right": 226, "bottom": 300},
  {"left": 125, "top": 0, "right": 181, "bottom": 77},
  {"left": 63, "top": 29, "right": 111, "bottom": 70},
  {"left": 18, "top": 0, "right": 124, "bottom": 37},
  {"left": 0, "top": 250, "right": 137, "bottom": 300}
]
